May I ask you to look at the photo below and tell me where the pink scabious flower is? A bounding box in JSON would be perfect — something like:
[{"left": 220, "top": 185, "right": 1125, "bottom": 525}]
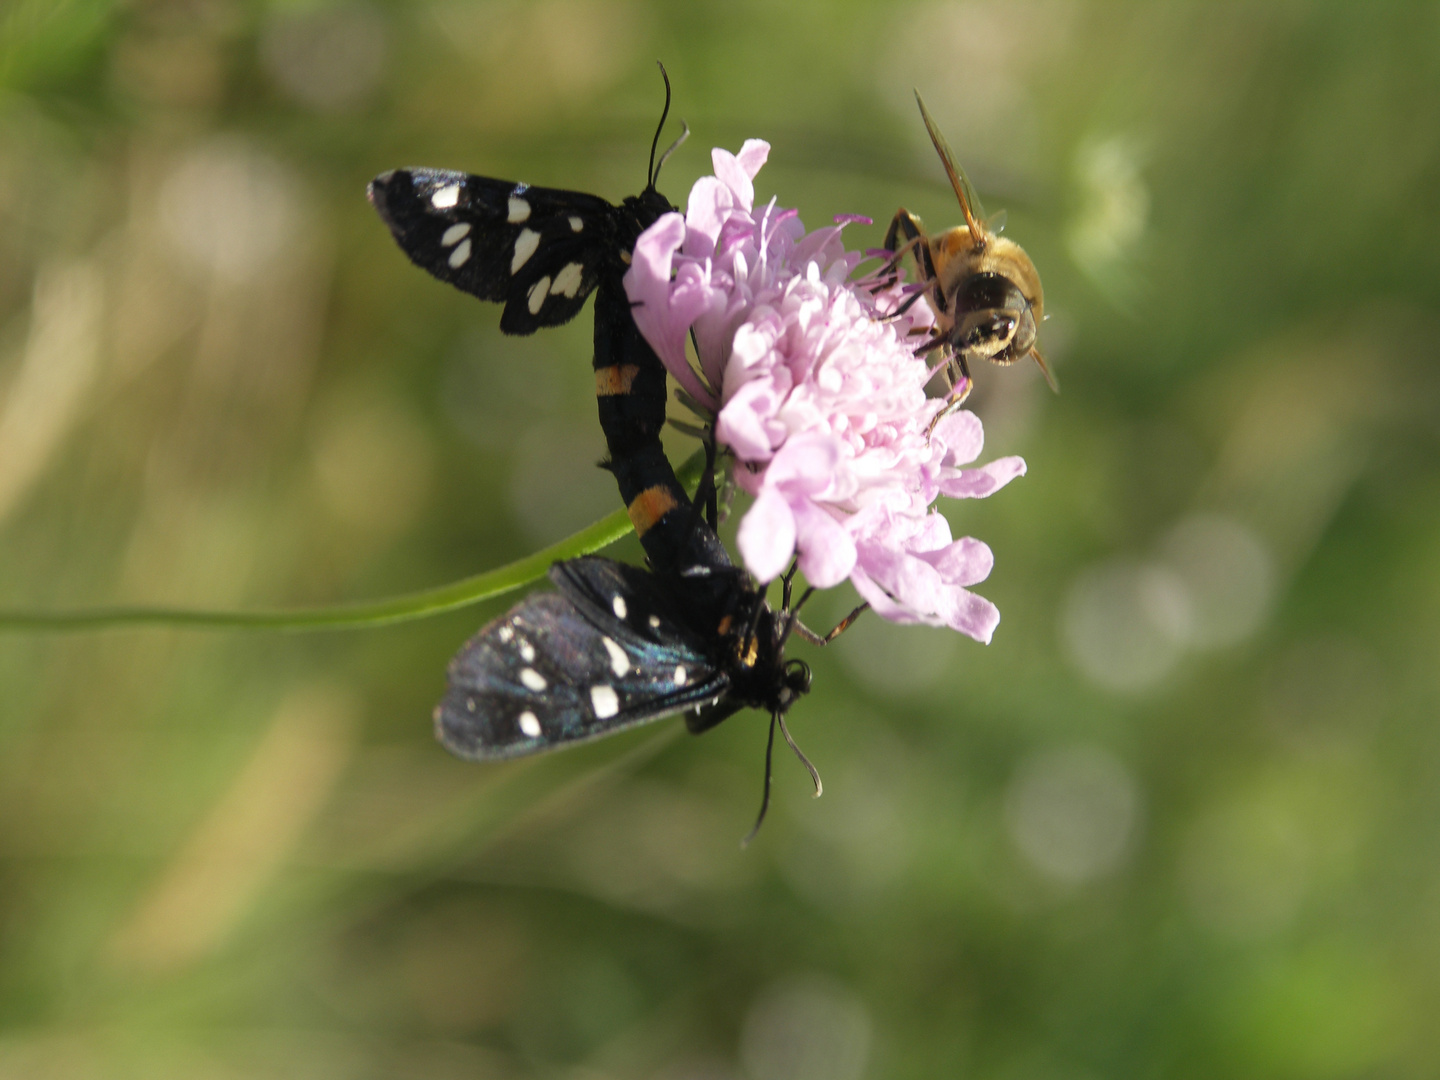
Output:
[{"left": 624, "top": 140, "right": 1026, "bottom": 643}]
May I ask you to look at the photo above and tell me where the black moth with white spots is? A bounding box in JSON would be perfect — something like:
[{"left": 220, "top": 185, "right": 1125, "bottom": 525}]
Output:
[
  {"left": 368, "top": 168, "right": 671, "bottom": 336},
  {"left": 436, "top": 557, "right": 811, "bottom": 761}
]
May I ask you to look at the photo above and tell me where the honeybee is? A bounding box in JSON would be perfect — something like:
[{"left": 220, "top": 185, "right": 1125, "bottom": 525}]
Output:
[{"left": 884, "top": 92, "right": 1055, "bottom": 422}]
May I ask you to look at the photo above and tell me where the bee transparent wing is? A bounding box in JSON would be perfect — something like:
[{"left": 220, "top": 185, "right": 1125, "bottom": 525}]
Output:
[
  {"left": 913, "top": 91, "right": 988, "bottom": 235},
  {"left": 436, "top": 562, "right": 727, "bottom": 762},
  {"left": 368, "top": 168, "right": 613, "bottom": 334}
]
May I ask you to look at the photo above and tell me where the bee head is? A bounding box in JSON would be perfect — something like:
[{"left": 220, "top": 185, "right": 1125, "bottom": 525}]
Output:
[{"left": 943, "top": 236, "right": 1045, "bottom": 368}]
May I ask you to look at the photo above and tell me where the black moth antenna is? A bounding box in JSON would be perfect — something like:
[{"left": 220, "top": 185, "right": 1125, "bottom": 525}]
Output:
[
  {"left": 741, "top": 559, "right": 837, "bottom": 847},
  {"left": 647, "top": 61, "right": 689, "bottom": 191},
  {"left": 647, "top": 61, "right": 672, "bottom": 190}
]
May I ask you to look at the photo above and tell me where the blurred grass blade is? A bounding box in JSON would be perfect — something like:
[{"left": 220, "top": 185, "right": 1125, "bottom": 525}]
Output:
[{"left": 0, "top": 450, "right": 707, "bottom": 633}]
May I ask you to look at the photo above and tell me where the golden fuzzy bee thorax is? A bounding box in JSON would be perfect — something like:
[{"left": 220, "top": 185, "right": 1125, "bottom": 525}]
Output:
[{"left": 932, "top": 229, "right": 1044, "bottom": 317}]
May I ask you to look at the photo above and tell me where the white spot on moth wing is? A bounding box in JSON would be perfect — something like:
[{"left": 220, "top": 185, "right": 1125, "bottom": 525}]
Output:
[
  {"left": 569, "top": 215, "right": 584, "bottom": 232},
  {"left": 507, "top": 196, "right": 531, "bottom": 223},
  {"left": 497, "top": 625, "right": 514, "bottom": 643},
  {"left": 431, "top": 183, "right": 460, "bottom": 208},
  {"left": 551, "top": 261, "right": 584, "bottom": 298},
  {"left": 518, "top": 710, "right": 542, "bottom": 737},
  {"left": 648, "top": 615, "right": 661, "bottom": 629},
  {"left": 519, "top": 668, "right": 547, "bottom": 692},
  {"left": 590, "top": 684, "right": 620, "bottom": 719},
  {"left": 511, "top": 227, "right": 540, "bottom": 273},
  {"left": 601, "top": 636, "right": 631, "bottom": 677},
  {"left": 527, "top": 276, "right": 551, "bottom": 314},
  {"left": 518, "top": 640, "right": 536, "bottom": 662},
  {"left": 674, "top": 666, "right": 687, "bottom": 685},
  {"left": 612, "top": 595, "right": 628, "bottom": 619},
  {"left": 441, "top": 222, "right": 471, "bottom": 246},
  {"left": 447, "top": 237, "right": 471, "bottom": 268}
]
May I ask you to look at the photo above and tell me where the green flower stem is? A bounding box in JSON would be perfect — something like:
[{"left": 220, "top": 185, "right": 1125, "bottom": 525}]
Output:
[{"left": 0, "top": 449, "right": 707, "bottom": 634}]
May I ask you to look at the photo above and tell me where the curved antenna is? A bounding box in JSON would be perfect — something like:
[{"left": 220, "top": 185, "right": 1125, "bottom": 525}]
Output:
[
  {"left": 654, "top": 120, "right": 689, "bottom": 186},
  {"left": 1030, "top": 346, "right": 1060, "bottom": 393},
  {"left": 777, "top": 712, "right": 822, "bottom": 798},
  {"left": 914, "top": 90, "right": 987, "bottom": 238},
  {"left": 647, "top": 61, "right": 674, "bottom": 190},
  {"left": 742, "top": 713, "right": 779, "bottom": 847}
]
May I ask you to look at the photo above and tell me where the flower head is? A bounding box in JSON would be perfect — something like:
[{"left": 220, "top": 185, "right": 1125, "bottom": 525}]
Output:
[{"left": 625, "top": 142, "right": 1025, "bottom": 642}]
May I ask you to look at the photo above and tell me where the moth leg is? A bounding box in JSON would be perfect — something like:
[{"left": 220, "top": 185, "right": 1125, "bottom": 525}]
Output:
[
  {"left": 704, "top": 428, "right": 720, "bottom": 530},
  {"left": 780, "top": 557, "right": 802, "bottom": 611},
  {"left": 678, "top": 433, "right": 720, "bottom": 555},
  {"left": 778, "top": 574, "right": 868, "bottom": 645},
  {"left": 790, "top": 602, "right": 869, "bottom": 646}
]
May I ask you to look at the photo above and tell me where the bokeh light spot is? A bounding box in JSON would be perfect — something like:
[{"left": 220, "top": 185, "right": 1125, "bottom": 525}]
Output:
[
  {"left": 740, "top": 976, "right": 871, "bottom": 1080},
  {"left": 159, "top": 138, "right": 301, "bottom": 282},
  {"left": 1062, "top": 559, "right": 1190, "bottom": 691},
  {"left": 259, "top": 4, "right": 389, "bottom": 113},
  {"left": 1005, "top": 744, "right": 1141, "bottom": 883},
  {"left": 1160, "top": 513, "right": 1273, "bottom": 649}
]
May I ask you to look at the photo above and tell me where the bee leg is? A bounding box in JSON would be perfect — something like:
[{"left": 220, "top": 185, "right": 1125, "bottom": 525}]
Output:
[
  {"left": 883, "top": 209, "right": 936, "bottom": 282},
  {"left": 877, "top": 285, "right": 930, "bottom": 323},
  {"left": 910, "top": 331, "right": 949, "bottom": 361},
  {"left": 925, "top": 354, "right": 974, "bottom": 438},
  {"left": 946, "top": 351, "right": 974, "bottom": 402},
  {"left": 872, "top": 233, "right": 924, "bottom": 291}
]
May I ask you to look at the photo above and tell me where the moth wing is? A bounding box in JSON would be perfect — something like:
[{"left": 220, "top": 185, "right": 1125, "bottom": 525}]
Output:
[
  {"left": 547, "top": 556, "right": 717, "bottom": 652},
  {"left": 436, "top": 586, "right": 726, "bottom": 763},
  {"left": 368, "top": 168, "right": 612, "bottom": 334}
]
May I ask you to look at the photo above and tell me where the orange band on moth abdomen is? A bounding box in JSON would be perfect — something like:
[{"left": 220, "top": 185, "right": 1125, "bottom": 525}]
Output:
[
  {"left": 595, "top": 364, "right": 641, "bottom": 396},
  {"left": 626, "top": 486, "right": 679, "bottom": 537}
]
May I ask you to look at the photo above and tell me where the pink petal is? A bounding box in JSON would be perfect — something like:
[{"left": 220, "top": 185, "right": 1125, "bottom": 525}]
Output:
[
  {"left": 944, "top": 588, "right": 1000, "bottom": 644},
  {"left": 625, "top": 216, "right": 689, "bottom": 356},
  {"left": 711, "top": 147, "right": 756, "bottom": 212},
  {"left": 766, "top": 432, "right": 841, "bottom": 495},
  {"left": 888, "top": 552, "right": 947, "bottom": 613},
  {"left": 932, "top": 410, "right": 985, "bottom": 466},
  {"left": 793, "top": 500, "right": 857, "bottom": 588},
  {"left": 908, "top": 511, "right": 954, "bottom": 552},
  {"left": 849, "top": 567, "right": 941, "bottom": 627},
  {"left": 938, "top": 456, "right": 1027, "bottom": 499},
  {"left": 683, "top": 177, "right": 730, "bottom": 256},
  {"left": 738, "top": 487, "right": 797, "bottom": 583},
  {"left": 717, "top": 380, "right": 784, "bottom": 460},
  {"left": 924, "top": 536, "right": 994, "bottom": 587},
  {"left": 735, "top": 139, "right": 771, "bottom": 181}
]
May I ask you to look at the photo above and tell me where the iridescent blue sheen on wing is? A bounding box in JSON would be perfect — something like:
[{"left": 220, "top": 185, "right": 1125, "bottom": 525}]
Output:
[{"left": 435, "top": 558, "right": 727, "bottom": 761}]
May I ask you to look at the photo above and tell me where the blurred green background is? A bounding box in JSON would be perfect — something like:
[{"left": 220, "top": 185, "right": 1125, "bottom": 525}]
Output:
[{"left": 3, "top": 2, "right": 1440, "bottom": 1078}]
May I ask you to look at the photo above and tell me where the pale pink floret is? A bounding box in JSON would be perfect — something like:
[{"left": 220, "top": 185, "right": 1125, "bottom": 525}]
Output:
[{"left": 624, "top": 141, "right": 1026, "bottom": 642}]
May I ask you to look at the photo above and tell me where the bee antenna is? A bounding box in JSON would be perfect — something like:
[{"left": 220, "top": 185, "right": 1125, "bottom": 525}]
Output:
[
  {"left": 647, "top": 61, "right": 673, "bottom": 190},
  {"left": 741, "top": 712, "right": 779, "bottom": 847},
  {"left": 1030, "top": 347, "right": 1060, "bottom": 393}
]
